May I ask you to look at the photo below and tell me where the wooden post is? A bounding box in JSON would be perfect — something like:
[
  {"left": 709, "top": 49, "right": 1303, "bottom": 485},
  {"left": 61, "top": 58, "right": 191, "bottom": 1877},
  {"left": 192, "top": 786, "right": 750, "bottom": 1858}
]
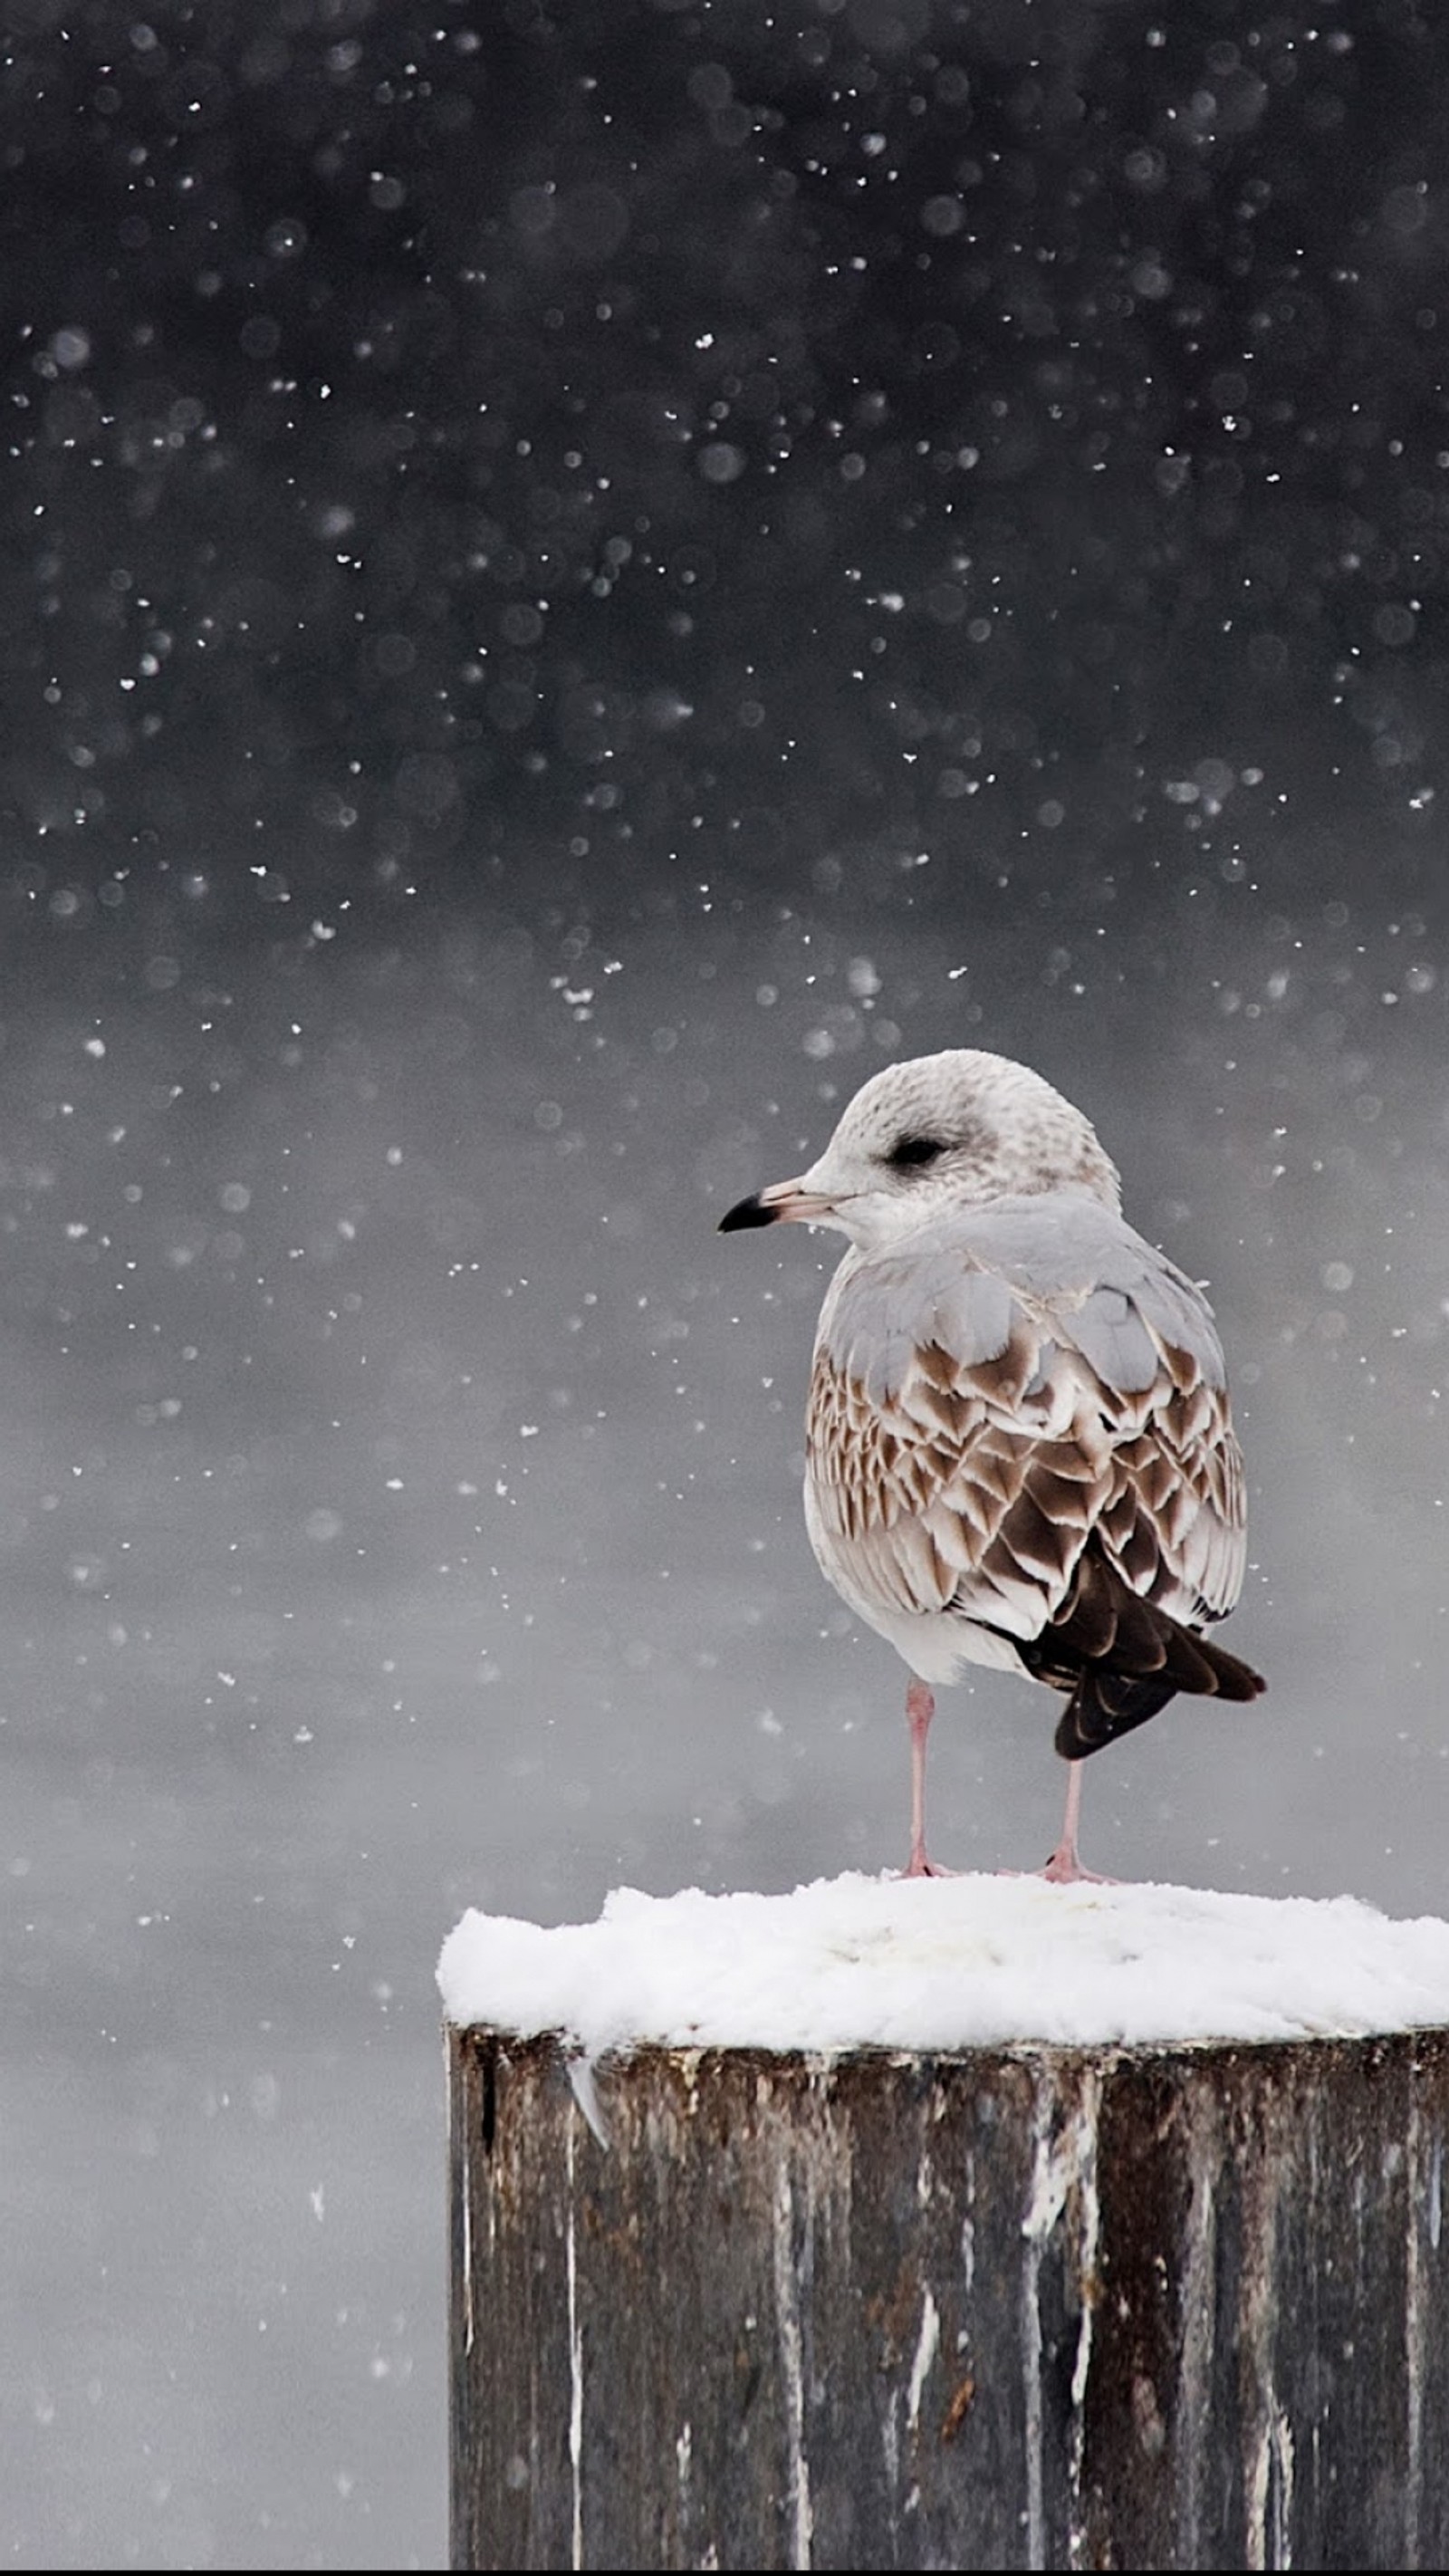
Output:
[{"left": 448, "top": 2023, "right": 1449, "bottom": 2571}]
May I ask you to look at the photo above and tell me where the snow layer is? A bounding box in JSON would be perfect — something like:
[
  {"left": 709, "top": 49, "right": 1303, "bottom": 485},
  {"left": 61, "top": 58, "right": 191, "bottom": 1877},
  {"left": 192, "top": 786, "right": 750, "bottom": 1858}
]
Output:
[{"left": 437, "top": 1870, "right": 1449, "bottom": 2057}]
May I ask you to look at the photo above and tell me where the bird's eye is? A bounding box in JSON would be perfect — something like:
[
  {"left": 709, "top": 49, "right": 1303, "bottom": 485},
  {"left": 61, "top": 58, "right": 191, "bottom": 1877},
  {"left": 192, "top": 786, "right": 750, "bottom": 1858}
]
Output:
[{"left": 887, "top": 1135, "right": 945, "bottom": 1170}]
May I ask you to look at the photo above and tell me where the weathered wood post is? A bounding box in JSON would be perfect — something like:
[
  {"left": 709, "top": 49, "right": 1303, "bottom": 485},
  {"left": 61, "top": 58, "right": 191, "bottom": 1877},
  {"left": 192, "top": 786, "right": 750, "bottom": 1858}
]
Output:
[{"left": 441, "top": 1879, "right": 1449, "bottom": 2571}]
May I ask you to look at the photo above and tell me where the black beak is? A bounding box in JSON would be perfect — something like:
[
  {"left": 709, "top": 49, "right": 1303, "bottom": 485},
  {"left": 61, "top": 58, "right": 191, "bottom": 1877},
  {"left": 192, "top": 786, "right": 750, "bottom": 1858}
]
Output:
[{"left": 718, "top": 1192, "right": 779, "bottom": 1234}]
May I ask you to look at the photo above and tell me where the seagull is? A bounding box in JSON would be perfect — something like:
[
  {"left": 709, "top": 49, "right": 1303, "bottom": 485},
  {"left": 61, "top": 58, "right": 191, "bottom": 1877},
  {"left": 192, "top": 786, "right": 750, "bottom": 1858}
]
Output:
[{"left": 719, "top": 1048, "right": 1264, "bottom": 1881}]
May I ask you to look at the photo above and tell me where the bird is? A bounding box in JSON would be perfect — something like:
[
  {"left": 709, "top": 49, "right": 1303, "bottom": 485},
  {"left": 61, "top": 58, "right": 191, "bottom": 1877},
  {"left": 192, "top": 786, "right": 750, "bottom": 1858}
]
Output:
[{"left": 718, "top": 1047, "right": 1264, "bottom": 1881}]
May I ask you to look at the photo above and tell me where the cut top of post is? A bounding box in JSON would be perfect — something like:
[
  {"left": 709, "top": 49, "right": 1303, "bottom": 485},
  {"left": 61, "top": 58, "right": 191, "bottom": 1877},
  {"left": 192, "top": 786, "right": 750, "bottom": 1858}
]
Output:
[{"left": 437, "top": 1869, "right": 1449, "bottom": 2058}]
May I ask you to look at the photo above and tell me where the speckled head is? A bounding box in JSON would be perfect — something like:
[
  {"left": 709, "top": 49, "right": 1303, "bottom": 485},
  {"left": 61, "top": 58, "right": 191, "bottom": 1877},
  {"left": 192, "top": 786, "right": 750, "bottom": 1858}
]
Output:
[{"left": 718, "top": 1048, "right": 1122, "bottom": 1253}]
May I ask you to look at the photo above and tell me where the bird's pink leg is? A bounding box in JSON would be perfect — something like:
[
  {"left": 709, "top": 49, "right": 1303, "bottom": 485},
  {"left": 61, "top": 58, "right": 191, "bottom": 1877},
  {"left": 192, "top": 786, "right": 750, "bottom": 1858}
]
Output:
[
  {"left": 1040, "top": 1760, "right": 1116, "bottom": 1887},
  {"left": 903, "top": 1677, "right": 953, "bottom": 1878}
]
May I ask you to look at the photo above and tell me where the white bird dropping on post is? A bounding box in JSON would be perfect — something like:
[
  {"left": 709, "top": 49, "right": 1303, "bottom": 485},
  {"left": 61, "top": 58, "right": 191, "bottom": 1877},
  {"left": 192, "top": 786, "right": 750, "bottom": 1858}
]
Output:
[{"left": 718, "top": 1048, "right": 1264, "bottom": 1880}]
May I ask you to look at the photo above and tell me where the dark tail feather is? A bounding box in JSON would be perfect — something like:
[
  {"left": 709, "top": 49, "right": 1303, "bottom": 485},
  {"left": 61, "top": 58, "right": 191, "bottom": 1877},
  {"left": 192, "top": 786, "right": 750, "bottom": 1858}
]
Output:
[
  {"left": 1022, "top": 1540, "right": 1266, "bottom": 1761},
  {"left": 1050, "top": 1638, "right": 1266, "bottom": 1762},
  {"left": 1054, "top": 1668, "right": 1177, "bottom": 1760}
]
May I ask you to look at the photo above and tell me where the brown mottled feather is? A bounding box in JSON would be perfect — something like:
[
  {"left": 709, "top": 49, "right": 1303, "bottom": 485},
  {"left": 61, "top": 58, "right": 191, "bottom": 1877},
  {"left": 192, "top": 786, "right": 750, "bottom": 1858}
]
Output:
[{"left": 805, "top": 1264, "right": 1262, "bottom": 1751}]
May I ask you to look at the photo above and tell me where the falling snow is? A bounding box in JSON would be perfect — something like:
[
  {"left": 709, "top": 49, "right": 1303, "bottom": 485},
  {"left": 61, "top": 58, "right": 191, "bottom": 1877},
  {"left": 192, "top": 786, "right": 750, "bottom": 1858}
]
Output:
[{"left": 5, "top": 2, "right": 1449, "bottom": 2569}]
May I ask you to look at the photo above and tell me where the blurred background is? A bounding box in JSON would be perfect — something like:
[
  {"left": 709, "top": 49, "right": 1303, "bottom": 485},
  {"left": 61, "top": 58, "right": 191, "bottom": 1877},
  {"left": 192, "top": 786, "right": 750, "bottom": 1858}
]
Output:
[{"left": 3, "top": 0, "right": 1447, "bottom": 2562}]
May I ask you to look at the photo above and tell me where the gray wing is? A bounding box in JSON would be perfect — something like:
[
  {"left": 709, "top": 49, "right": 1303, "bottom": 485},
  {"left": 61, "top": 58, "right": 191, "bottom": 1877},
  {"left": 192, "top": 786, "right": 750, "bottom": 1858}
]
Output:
[{"left": 805, "top": 1195, "right": 1247, "bottom": 1648}]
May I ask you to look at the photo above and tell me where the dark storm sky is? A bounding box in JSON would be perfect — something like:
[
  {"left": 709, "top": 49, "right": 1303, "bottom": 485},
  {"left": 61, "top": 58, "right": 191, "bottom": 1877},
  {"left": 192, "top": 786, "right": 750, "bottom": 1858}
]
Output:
[
  {"left": 5, "top": 4, "right": 1449, "bottom": 2570},
  {"left": 5, "top": 0, "right": 1446, "bottom": 925}
]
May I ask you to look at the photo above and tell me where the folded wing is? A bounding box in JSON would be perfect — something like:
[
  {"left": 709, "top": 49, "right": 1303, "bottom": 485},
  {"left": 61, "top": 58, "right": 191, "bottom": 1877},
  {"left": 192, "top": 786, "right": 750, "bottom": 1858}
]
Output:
[{"left": 804, "top": 1196, "right": 1249, "bottom": 1666}]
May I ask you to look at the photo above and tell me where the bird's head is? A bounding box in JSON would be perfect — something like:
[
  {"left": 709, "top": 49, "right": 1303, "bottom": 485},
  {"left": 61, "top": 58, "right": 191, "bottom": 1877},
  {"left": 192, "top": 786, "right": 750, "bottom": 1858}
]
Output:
[{"left": 718, "top": 1048, "right": 1121, "bottom": 1254}]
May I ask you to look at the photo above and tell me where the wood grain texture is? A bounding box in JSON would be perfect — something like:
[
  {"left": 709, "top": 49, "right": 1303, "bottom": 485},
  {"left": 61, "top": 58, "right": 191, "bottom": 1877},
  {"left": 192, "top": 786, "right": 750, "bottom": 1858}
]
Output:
[{"left": 449, "top": 2025, "right": 1449, "bottom": 2571}]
